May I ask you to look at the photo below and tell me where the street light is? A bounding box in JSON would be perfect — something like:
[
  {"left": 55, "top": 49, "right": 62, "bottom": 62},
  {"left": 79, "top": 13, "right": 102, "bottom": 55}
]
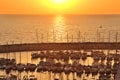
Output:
[
  {"left": 36, "top": 29, "right": 39, "bottom": 43},
  {"left": 96, "top": 25, "right": 103, "bottom": 42},
  {"left": 78, "top": 31, "right": 81, "bottom": 42},
  {"left": 108, "top": 30, "right": 120, "bottom": 42}
]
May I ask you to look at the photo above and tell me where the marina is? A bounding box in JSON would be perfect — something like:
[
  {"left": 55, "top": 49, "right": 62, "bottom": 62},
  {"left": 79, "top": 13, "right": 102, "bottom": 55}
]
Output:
[
  {"left": 0, "top": 0, "right": 120, "bottom": 79},
  {"left": 0, "top": 12, "right": 120, "bottom": 80},
  {"left": 0, "top": 42, "right": 120, "bottom": 80},
  {"left": 0, "top": 29, "right": 120, "bottom": 80},
  {"left": 0, "top": 28, "right": 119, "bottom": 80}
]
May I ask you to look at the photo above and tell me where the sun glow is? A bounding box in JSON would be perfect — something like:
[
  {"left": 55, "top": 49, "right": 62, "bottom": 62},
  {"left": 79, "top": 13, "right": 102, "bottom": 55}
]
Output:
[
  {"left": 53, "top": 0, "right": 66, "bottom": 4},
  {"left": 40, "top": 0, "right": 77, "bottom": 14}
]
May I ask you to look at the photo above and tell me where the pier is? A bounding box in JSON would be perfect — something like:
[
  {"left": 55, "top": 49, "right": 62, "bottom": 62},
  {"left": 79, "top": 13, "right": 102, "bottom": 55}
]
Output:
[{"left": 0, "top": 42, "right": 120, "bottom": 53}]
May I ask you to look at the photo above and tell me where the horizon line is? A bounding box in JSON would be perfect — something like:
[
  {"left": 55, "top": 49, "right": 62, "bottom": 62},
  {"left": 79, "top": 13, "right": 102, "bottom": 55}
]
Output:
[{"left": 0, "top": 13, "right": 120, "bottom": 16}]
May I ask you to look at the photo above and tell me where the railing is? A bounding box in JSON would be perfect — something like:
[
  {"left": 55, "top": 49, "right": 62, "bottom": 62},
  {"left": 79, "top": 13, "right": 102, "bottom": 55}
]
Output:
[{"left": 0, "top": 31, "right": 120, "bottom": 45}]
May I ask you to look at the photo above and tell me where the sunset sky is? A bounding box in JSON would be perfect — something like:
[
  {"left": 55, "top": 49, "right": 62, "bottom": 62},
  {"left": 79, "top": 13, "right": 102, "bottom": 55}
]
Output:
[{"left": 0, "top": 0, "right": 120, "bottom": 15}]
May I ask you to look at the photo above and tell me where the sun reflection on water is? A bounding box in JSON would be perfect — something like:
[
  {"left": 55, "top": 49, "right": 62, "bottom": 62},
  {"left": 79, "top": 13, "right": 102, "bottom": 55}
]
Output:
[{"left": 52, "top": 15, "right": 67, "bottom": 42}]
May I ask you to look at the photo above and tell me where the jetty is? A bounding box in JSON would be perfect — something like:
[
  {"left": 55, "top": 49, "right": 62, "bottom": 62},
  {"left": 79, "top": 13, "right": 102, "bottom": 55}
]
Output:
[{"left": 0, "top": 42, "right": 120, "bottom": 53}]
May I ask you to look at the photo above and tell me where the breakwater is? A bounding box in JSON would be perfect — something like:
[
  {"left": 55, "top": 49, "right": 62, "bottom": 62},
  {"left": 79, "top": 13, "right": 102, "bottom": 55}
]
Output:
[{"left": 0, "top": 42, "right": 120, "bottom": 53}]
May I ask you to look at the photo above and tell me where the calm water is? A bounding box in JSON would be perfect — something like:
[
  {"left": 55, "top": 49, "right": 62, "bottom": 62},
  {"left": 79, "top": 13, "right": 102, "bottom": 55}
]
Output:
[
  {"left": 0, "top": 15, "right": 120, "bottom": 79},
  {"left": 0, "top": 15, "right": 120, "bottom": 44}
]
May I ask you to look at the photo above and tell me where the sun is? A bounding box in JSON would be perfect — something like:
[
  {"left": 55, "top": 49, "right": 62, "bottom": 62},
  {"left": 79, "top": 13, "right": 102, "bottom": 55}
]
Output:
[
  {"left": 54, "top": 0, "right": 66, "bottom": 4},
  {"left": 40, "top": 0, "right": 76, "bottom": 14},
  {"left": 49, "top": 0, "right": 69, "bottom": 11}
]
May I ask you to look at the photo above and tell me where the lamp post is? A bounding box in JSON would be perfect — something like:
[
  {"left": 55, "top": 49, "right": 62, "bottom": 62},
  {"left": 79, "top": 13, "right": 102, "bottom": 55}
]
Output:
[
  {"left": 115, "top": 32, "right": 118, "bottom": 54},
  {"left": 41, "top": 33, "right": 43, "bottom": 43},
  {"left": 84, "top": 32, "right": 87, "bottom": 42},
  {"left": 53, "top": 29, "right": 56, "bottom": 43},
  {"left": 60, "top": 33, "right": 63, "bottom": 42},
  {"left": 47, "top": 32, "right": 49, "bottom": 43},
  {"left": 71, "top": 34, "right": 73, "bottom": 42},
  {"left": 78, "top": 31, "right": 81, "bottom": 42},
  {"left": 108, "top": 31, "right": 111, "bottom": 42},
  {"left": 36, "top": 29, "right": 39, "bottom": 43},
  {"left": 108, "top": 30, "right": 119, "bottom": 42},
  {"left": 96, "top": 26, "right": 102, "bottom": 42},
  {"left": 108, "top": 30, "right": 119, "bottom": 54},
  {"left": 67, "top": 32, "right": 69, "bottom": 43}
]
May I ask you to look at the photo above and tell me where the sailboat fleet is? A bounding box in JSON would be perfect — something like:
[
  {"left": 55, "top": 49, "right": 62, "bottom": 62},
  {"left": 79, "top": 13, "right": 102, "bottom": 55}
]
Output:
[{"left": 0, "top": 50, "right": 120, "bottom": 80}]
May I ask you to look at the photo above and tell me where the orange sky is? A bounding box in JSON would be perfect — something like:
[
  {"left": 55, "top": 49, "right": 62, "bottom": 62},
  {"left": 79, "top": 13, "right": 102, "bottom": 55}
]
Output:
[{"left": 0, "top": 0, "right": 120, "bottom": 15}]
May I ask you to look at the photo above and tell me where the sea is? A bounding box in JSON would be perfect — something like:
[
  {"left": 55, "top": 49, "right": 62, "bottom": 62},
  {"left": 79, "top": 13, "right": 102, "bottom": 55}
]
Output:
[
  {"left": 0, "top": 14, "right": 120, "bottom": 44},
  {"left": 0, "top": 14, "right": 120, "bottom": 80}
]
